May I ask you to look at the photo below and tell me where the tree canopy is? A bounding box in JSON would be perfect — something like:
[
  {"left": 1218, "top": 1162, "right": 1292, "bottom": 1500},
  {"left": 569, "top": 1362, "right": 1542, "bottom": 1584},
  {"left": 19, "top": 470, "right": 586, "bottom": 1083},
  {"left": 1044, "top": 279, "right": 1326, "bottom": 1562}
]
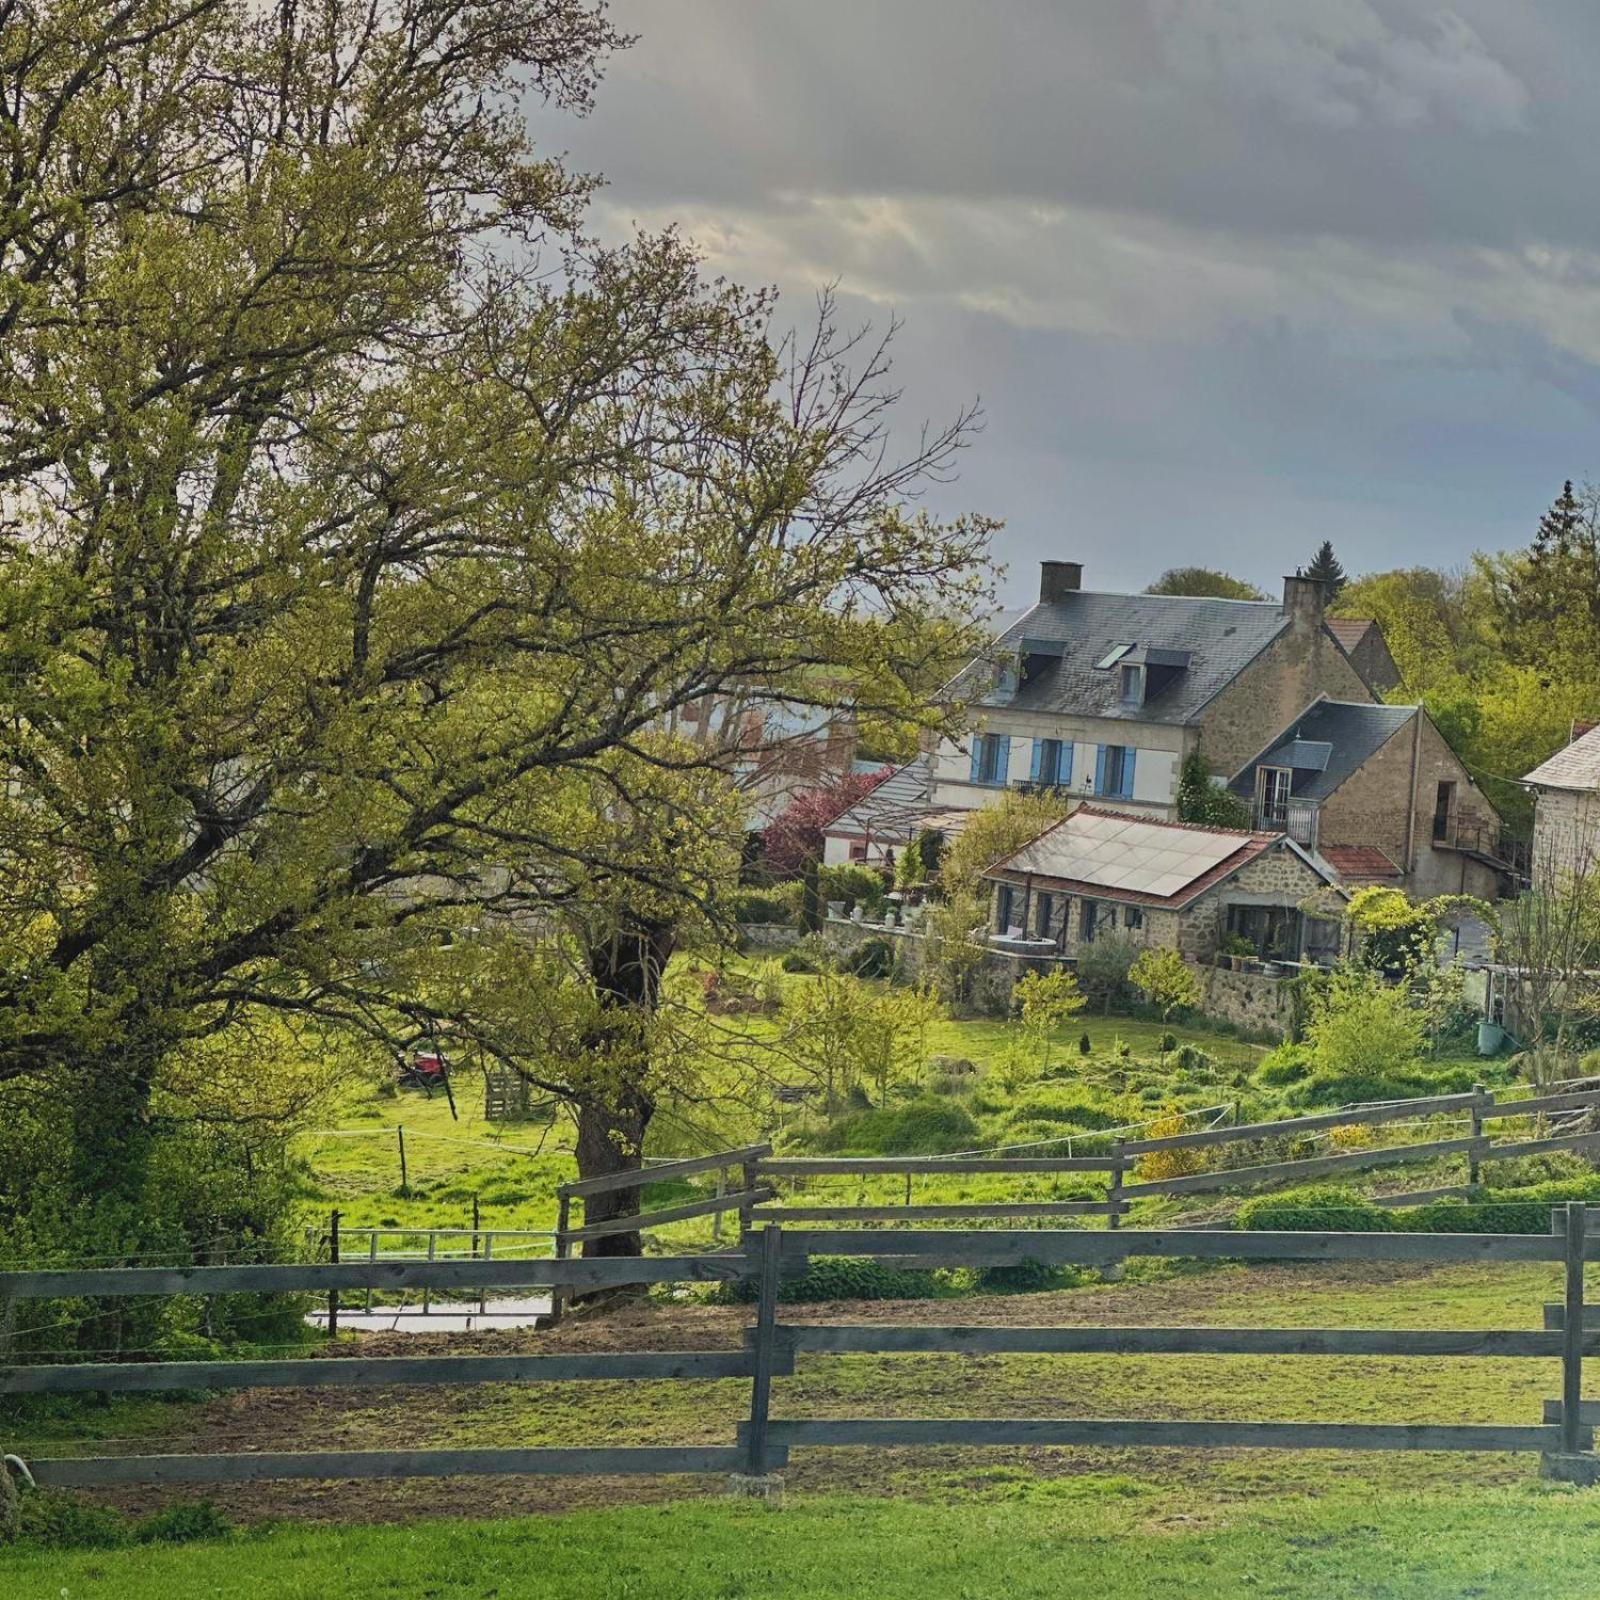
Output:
[
  {"left": 0, "top": 1, "right": 996, "bottom": 1221},
  {"left": 1144, "top": 567, "right": 1267, "bottom": 601}
]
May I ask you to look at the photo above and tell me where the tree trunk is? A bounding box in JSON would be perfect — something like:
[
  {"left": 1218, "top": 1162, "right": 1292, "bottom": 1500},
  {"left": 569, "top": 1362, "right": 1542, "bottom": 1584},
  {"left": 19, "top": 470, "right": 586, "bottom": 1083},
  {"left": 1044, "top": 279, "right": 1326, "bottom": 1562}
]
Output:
[
  {"left": 571, "top": 917, "right": 677, "bottom": 1263},
  {"left": 69, "top": 1022, "right": 170, "bottom": 1205}
]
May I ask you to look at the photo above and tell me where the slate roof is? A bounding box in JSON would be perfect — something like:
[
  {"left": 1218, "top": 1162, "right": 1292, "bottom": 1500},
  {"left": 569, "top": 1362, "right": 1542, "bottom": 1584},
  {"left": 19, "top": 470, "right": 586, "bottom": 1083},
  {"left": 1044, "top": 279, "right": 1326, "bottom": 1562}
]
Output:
[
  {"left": 1523, "top": 725, "right": 1600, "bottom": 793},
  {"left": 1229, "top": 699, "right": 1417, "bottom": 804},
  {"left": 984, "top": 805, "right": 1334, "bottom": 910},
  {"left": 951, "top": 590, "right": 1295, "bottom": 725}
]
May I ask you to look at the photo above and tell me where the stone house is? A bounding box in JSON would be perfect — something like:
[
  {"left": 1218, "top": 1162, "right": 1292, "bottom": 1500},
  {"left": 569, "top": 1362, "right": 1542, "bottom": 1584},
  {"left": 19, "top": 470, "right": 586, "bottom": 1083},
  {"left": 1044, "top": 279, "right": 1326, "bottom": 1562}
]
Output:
[
  {"left": 982, "top": 806, "right": 1341, "bottom": 966},
  {"left": 1523, "top": 725, "right": 1600, "bottom": 888},
  {"left": 1228, "top": 697, "right": 1510, "bottom": 902},
  {"left": 929, "top": 561, "right": 1385, "bottom": 824}
]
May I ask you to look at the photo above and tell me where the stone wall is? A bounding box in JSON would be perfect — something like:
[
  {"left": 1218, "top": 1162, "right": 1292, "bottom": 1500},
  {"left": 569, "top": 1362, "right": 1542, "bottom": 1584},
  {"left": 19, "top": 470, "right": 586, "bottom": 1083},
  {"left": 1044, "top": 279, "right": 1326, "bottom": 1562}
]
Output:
[
  {"left": 1318, "top": 711, "right": 1502, "bottom": 902},
  {"left": 738, "top": 922, "right": 803, "bottom": 951},
  {"left": 1198, "top": 613, "right": 1375, "bottom": 777},
  {"left": 1190, "top": 961, "right": 1299, "bottom": 1039}
]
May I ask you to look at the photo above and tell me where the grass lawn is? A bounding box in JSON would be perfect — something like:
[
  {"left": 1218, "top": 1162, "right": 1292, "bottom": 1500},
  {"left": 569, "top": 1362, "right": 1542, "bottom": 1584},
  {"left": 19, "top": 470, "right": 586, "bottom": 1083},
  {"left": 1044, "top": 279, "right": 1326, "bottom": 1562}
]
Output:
[{"left": 9, "top": 1482, "right": 1600, "bottom": 1598}]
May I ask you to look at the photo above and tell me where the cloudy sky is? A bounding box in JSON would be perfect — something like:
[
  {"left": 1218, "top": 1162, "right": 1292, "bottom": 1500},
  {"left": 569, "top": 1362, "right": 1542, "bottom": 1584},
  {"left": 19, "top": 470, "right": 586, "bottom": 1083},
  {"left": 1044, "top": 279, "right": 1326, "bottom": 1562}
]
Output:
[{"left": 529, "top": 1, "right": 1600, "bottom": 605}]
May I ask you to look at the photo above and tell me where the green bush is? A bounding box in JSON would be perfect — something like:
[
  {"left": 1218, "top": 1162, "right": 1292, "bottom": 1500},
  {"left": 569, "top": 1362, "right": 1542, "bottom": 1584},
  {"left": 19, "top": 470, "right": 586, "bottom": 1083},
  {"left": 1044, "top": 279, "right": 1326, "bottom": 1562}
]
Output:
[
  {"left": 841, "top": 936, "right": 895, "bottom": 979},
  {"left": 15, "top": 1493, "right": 233, "bottom": 1551},
  {"left": 779, "top": 934, "right": 833, "bottom": 974},
  {"left": 1235, "top": 1184, "right": 1393, "bottom": 1233},
  {"left": 1174, "top": 1043, "right": 1217, "bottom": 1075},
  {"left": 134, "top": 1501, "right": 235, "bottom": 1545},
  {"left": 811, "top": 1096, "right": 978, "bottom": 1155},
  {"left": 976, "top": 1256, "right": 1069, "bottom": 1294},
  {"left": 1255, "top": 1043, "right": 1312, "bottom": 1086},
  {"left": 1077, "top": 938, "right": 1138, "bottom": 1011},
  {"left": 719, "top": 1255, "right": 943, "bottom": 1304},
  {"left": 819, "top": 864, "right": 888, "bottom": 915},
  {"left": 733, "top": 886, "right": 792, "bottom": 925}
]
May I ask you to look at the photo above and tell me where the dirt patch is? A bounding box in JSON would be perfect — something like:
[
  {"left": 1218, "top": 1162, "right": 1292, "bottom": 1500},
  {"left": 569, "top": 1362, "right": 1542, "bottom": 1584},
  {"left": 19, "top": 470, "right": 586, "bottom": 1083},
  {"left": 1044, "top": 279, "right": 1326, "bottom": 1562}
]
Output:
[{"left": 26, "top": 1259, "right": 1554, "bottom": 1527}]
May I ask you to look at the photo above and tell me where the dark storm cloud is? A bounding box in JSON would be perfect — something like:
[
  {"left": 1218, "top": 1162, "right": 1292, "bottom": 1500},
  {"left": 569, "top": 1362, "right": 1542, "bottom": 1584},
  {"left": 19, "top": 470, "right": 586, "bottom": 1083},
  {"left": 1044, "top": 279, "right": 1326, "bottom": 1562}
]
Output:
[{"left": 528, "top": 1, "right": 1600, "bottom": 598}]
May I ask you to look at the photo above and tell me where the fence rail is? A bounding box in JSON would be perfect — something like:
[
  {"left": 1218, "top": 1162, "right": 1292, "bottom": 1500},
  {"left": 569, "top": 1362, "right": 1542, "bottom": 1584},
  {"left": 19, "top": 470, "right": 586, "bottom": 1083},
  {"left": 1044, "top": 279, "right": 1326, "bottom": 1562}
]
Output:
[{"left": 6, "top": 1212, "right": 1599, "bottom": 1491}]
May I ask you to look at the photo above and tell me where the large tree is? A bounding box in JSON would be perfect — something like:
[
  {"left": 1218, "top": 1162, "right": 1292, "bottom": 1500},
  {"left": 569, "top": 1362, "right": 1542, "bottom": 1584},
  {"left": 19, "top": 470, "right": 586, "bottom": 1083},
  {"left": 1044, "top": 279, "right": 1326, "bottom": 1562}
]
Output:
[
  {"left": 1303, "top": 541, "right": 1347, "bottom": 597},
  {"left": 1144, "top": 567, "right": 1266, "bottom": 601},
  {"left": 0, "top": 1, "right": 994, "bottom": 1218}
]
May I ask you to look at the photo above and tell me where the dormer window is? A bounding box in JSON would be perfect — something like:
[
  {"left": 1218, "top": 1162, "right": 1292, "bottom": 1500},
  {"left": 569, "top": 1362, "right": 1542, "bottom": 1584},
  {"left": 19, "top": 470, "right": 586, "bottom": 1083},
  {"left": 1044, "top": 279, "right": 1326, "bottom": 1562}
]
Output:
[{"left": 1119, "top": 663, "right": 1143, "bottom": 705}]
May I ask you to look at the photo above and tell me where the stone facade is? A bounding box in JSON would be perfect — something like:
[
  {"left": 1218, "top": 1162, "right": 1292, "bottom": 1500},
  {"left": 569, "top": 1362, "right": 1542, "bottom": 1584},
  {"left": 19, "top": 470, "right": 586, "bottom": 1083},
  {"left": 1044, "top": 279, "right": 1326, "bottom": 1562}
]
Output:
[
  {"left": 1198, "top": 606, "right": 1375, "bottom": 778},
  {"left": 990, "top": 838, "right": 1331, "bottom": 965},
  {"left": 1317, "top": 713, "right": 1502, "bottom": 901},
  {"left": 738, "top": 922, "right": 803, "bottom": 951},
  {"left": 1192, "top": 963, "right": 1299, "bottom": 1039},
  {"left": 1531, "top": 786, "right": 1600, "bottom": 889}
]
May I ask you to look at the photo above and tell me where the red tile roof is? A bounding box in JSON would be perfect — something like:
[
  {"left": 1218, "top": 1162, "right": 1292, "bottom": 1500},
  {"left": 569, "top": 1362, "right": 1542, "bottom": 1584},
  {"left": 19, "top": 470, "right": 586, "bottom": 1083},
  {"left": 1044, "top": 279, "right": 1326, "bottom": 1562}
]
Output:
[{"left": 1320, "top": 845, "right": 1402, "bottom": 884}]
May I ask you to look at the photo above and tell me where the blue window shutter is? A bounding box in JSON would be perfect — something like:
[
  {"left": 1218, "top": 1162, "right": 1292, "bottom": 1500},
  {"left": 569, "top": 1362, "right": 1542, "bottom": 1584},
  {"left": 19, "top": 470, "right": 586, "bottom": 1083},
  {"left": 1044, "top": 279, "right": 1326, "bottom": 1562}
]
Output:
[
  {"left": 970, "top": 739, "right": 983, "bottom": 785},
  {"left": 1061, "top": 741, "right": 1074, "bottom": 787},
  {"left": 996, "top": 737, "right": 1010, "bottom": 786},
  {"left": 1030, "top": 739, "right": 1044, "bottom": 782},
  {"left": 1123, "top": 748, "right": 1137, "bottom": 799},
  {"left": 1094, "top": 745, "right": 1107, "bottom": 796}
]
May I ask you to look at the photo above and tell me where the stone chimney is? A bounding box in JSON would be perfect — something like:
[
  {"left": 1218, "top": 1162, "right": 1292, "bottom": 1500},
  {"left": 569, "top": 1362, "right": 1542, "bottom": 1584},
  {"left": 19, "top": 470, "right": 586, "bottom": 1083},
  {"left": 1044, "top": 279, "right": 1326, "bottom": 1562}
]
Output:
[
  {"left": 1282, "top": 572, "right": 1329, "bottom": 622},
  {"left": 1040, "top": 560, "right": 1083, "bottom": 603}
]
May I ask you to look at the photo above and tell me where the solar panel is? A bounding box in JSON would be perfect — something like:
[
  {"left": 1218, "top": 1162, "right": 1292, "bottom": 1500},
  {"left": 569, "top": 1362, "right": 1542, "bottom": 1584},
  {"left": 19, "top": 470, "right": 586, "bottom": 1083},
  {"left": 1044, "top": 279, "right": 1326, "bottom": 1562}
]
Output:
[
  {"left": 1094, "top": 644, "right": 1133, "bottom": 670},
  {"left": 1003, "top": 811, "right": 1243, "bottom": 900}
]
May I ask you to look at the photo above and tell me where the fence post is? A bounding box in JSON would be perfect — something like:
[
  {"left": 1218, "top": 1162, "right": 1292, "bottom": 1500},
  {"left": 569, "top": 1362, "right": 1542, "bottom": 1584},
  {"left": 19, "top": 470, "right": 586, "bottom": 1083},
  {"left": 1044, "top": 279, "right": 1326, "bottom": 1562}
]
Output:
[
  {"left": 1468, "top": 1085, "right": 1487, "bottom": 1187},
  {"left": 480, "top": 1233, "right": 492, "bottom": 1317},
  {"left": 551, "top": 1190, "right": 572, "bottom": 1327},
  {"left": 739, "top": 1160, "right": 760, "bottom": 1238},
  {"left": 1544, "top": 1201, "right": 1600, "bottom": 1482},
  {"left": 326, "top": 1208, "right": 341, "bottom": 1340},
  {"left": 423, "top": 1230, "right": 435, "bottom": 1316},
  {"left": 1564, "top": 1201, "right": 1587, "bottom": 1457},
  {"left": 366, "top": 1231, "right": 378, "bottom": 1315},
  {"left": 397, "top": 1126, "right": 409, "bottom": 1196},
  {"left": 740, "top": 1223, "right": 782, "bottom": 1489}
]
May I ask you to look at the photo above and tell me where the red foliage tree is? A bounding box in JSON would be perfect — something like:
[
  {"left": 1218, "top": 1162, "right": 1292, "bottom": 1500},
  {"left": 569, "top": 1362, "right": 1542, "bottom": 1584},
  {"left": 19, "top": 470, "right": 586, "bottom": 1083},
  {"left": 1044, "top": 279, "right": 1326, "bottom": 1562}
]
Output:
[{"left": 763, "top": 769, "right": 891, "bottom": 876}]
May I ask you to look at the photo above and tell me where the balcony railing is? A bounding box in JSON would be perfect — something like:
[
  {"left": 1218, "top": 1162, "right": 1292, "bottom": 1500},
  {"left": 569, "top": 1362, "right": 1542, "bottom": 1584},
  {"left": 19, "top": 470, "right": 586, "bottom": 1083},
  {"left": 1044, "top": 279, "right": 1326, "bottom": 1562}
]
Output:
[{"left": 1254, "top": 798, "right": 1318, "bottom": 848}]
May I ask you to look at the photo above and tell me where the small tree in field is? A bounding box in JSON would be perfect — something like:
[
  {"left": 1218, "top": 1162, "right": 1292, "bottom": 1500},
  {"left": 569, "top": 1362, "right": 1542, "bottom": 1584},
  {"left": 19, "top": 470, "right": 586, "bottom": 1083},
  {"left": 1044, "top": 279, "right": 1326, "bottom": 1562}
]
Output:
[
  {"left": 1014, "top": 968, "right": 1088, "bottom": 1072},
  {"left": 1130, "top": 949, "right": 1202, "bottom": 1061}
]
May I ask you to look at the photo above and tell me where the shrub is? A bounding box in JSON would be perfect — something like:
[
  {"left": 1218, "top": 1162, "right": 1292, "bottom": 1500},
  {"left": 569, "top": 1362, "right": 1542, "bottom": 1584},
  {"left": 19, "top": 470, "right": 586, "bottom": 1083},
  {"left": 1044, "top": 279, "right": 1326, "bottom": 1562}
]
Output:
[
  {"left": 732, "top": 886, "right": 793, "bottom": 925},
  {"left": 135, "top": 1501, "right": 234, "bottom": 1545},
  {"left": 719, "top": 1255, "right": 943, "bottom": 1304},
  {"left": 976, "top": 1256, "right": 1067, "bottom": 1294},
  {"left": 1077, "top": 938, "right": 1139, "bottom": 1011},
  {"left": 841, "top": 935, "right": 895, "bottom": 980},
  {"left": 810, "top": 1096, "right": 979, "bottom": 1155},
  {"left": 1158, "top": 1031, "right": 1178, "bottom": 1056},
  {"left": 1174, "top": 1043, "right": 1216, "bottom": 1075},
  {"left": 779, "top": 934, "right": 833, "bottom": 974},
  {"left": 1235, "top": 1184, "right": 1393, "bottom": 1233},
  {"left": 1303, "top": 966, "right": 1426, "bottom": 1081},
  {"left": 1255, "top": 1043, "right": 1312, "bottom": 1086},
  {"left": 819, "top": 864, "right": 887, "bottom": 915}
]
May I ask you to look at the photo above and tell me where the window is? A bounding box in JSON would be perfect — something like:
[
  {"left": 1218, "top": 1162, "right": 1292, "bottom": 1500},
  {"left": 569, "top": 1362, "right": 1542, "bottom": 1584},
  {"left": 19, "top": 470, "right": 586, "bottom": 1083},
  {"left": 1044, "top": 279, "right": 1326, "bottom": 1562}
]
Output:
[
  {"left": 1225, "top": 904, "right": 1302, "bottom": 959},
  {"left": 1081, "top": 899, "right": 1099, "bottom": 943},
  {"left": 1095, "top": 644, "right": 1133, "bottom": 670},
  {"left": 1095, "top": 744, "right": 1136, "bottom": 799},
  {"left": 971, "top": 732, "right": 1010, "bottom": 787},
  {"left": 848, "top": 840, "right": 868, "bottom": 863},
  {"left": 1119, "top": 663, "right": 1143, "bottom": 705},
  {"left": 1031, "top": 737, "right": 1071, "bottom": 788},
  {"left": 995, "top": 883, "right": 1015, "bottom": 932},
  {"left": 1035, "top": 892, "right": 1054, "bottom": 938},
  {"left": 1123, "top": 905, "right": 1143, "bottom": 931},
  {"left": 1433, "top": 781, "right": 1456, "bottom": 843},
  {"left": 1258, "top": 766, "right": 1292, "bottom": 826}
]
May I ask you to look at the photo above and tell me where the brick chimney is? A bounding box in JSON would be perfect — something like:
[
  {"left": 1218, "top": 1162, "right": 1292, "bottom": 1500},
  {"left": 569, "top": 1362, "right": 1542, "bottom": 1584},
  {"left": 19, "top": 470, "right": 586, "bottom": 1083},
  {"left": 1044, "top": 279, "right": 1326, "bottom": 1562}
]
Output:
[
  {"left": 1281, "top": 572, "right": 1329, "bottom": 622},
  {"left": 1040, "top": 560, "right": 1083, "bottom": 603}
]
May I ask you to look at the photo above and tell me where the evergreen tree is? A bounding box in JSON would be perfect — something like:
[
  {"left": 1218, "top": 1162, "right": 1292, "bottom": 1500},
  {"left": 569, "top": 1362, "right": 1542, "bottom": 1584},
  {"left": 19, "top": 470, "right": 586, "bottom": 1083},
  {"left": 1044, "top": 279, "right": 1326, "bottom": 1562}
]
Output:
[
  {"left": 1498, "top": 481, "right": 1600, "bottom": 667},
  {"left": 1304, "top": 541, "right": 1347, "bottom": 597}
]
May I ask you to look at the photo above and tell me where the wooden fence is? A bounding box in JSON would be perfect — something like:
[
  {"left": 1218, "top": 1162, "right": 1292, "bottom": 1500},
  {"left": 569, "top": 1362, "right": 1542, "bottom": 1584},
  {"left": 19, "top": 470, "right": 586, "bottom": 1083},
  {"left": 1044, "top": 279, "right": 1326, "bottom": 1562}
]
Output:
[
  {"left": 748, "top": 1083, "right": 1600, "bottom": 1226},
  {"left": 5, "top": 1210, "right": 1600, "bottom": 1490}
]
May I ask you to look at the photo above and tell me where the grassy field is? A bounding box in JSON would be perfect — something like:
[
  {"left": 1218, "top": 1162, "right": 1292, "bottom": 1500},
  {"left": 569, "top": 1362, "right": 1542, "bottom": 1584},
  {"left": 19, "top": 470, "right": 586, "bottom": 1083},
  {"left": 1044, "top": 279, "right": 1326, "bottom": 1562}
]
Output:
[
  {"left": 10, "top": 1483, "right": 1600, "bottom": 1599},
  {"left": 286, "top": 973, "right": 1506, "bottom": 1247}
]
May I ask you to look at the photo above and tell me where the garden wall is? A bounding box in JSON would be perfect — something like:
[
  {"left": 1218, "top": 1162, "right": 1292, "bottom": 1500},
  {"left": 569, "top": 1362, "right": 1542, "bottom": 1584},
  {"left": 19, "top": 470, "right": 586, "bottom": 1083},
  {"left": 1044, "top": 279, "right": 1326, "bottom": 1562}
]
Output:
[
  {"left": 1190, "top": 961, "right": 1298, "bottom": 1040},
  {"left": 738, "top": 922, "right": 803, "bottom": 951}
]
